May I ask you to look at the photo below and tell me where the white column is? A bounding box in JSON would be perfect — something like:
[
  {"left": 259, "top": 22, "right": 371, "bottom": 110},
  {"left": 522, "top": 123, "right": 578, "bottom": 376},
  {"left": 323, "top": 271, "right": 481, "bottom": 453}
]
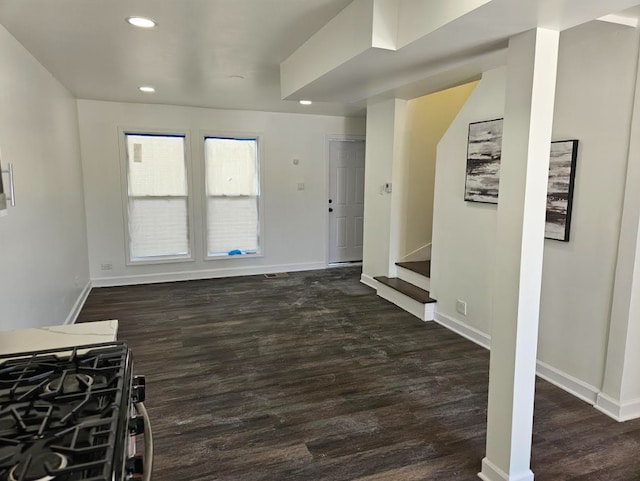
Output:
[
  {"left": 479, "top": 28, "right": 559, "bottom": 481},
  {"left": 388, "top": 99, "right": 408, "bottom": 277},
  {"left": 361, "top": 98, "right": 407, "bottom": 280}
]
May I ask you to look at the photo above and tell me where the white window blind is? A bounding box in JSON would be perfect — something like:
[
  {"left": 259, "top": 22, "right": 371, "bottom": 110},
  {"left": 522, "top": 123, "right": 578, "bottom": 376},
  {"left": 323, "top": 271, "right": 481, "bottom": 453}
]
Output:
[
  {"left": 204, "top": 137, "right": 259, "bottom": 256},
  {"left": 125, "top": 134, "right": 190, "bottom": 261}
]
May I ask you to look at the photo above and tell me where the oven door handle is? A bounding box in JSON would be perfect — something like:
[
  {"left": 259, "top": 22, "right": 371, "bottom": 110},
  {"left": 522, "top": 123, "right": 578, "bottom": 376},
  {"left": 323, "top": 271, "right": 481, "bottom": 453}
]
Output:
[{"left": 136, "top": 402, "right": 154, "bottom": 481}]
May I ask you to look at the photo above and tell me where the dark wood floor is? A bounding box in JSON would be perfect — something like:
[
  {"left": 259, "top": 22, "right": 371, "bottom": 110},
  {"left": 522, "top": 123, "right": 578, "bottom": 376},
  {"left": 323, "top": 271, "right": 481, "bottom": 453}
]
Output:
[{"left": 78, "top": 267, "right": 640, "bottom": 481}]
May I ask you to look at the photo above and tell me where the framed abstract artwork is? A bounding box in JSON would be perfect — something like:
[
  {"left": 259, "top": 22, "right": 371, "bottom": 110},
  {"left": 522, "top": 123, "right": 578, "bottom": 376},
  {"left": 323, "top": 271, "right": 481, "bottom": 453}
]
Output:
[
  {"left": 464, "top": 118, "right": 503, "bottom": 204},
  {"left": 0, "top": 155, "right": 6, "bottom": 216},
  {"left": 545, "top": 139, "right": 579, "bottom": 241}
]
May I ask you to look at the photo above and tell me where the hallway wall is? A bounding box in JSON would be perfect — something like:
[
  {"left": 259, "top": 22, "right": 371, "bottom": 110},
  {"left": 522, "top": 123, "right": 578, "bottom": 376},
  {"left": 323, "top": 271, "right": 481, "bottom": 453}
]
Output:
[
  {"left": 431, "top": 21, "right": 640, "bottom": 396},
  {"left": 399, "top": 82, "right": 478, "bottom": 259}
]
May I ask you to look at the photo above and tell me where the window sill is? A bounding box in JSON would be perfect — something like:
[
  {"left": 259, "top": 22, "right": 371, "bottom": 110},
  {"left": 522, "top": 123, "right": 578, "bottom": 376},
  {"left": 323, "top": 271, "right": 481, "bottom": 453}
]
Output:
[
  {"left": 126, "top": 255, "right": 195, "bottom": 266},
  {"left": 205, "top": 252, "right": 263, "bottom": 261}
]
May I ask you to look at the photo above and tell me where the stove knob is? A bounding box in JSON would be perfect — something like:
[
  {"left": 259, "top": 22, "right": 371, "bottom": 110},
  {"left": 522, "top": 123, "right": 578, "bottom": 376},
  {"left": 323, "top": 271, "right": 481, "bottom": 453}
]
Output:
[
  {"left": 129, "top": 414, "right": 145, "bottom": 435},
  {"left": 126, "top": 453, "right": 144, "bottom": 480},
  {"left": 132, "top": 375, "right": 146, "bottom": 403}
]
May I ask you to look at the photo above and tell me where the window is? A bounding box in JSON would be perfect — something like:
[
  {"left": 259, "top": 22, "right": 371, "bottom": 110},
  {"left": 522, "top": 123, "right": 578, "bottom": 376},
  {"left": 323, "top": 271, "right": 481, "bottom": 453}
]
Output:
[
  {"left": 204, "top": 136, "right": 260, "bottom": 257},
  {"left": 124, "top": 133, "right": 191, "bottom": 262}
]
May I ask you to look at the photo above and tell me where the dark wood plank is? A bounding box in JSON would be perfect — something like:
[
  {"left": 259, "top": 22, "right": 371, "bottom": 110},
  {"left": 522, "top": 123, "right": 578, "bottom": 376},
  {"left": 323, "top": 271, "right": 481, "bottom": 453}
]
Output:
[
  {"left": 396, "top": 260, "right": 431, "bottom": 277},
  {"left": 77, "top": 267, "right": 640, "bottom": 481},
  {"left": 374, "top": 276, "right": 436, "bottom": 303}
]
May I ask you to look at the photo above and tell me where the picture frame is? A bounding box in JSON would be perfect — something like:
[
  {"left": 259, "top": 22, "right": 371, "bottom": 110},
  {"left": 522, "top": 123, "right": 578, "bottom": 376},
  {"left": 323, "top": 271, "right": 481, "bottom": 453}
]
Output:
[
  {"left": 545, "top": 139, "right": 579, "bottom": 242},
  {"left": 0, "top": 158, "right": 6, "bottom": 215},
  {"left": 464, "top": 118, "right": 503, "bottom": 204}
]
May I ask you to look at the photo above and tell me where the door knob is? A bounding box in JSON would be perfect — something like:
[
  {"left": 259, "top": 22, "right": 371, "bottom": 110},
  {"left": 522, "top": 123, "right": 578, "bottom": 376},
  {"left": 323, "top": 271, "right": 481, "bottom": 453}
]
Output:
[{"left": 329, "top": 208, "right": 333, "bottom": 212}]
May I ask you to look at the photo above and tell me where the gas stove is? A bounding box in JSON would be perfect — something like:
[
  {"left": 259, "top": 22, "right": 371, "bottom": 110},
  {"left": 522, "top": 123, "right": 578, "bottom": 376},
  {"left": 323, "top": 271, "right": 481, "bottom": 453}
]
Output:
[{"left": 0, "top": 342, "right": 151, "bottom": 481}]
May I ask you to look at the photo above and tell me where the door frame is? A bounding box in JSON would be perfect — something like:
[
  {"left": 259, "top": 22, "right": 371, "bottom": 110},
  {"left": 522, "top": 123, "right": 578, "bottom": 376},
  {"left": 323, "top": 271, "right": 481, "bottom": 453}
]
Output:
[{"left": 325, "top": 134, "right": 366, "bottom": 266}]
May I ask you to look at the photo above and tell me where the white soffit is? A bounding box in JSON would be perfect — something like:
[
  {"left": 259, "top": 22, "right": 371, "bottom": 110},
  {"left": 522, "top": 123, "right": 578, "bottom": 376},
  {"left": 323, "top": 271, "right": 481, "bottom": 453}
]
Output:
[
  {"left": 597, "top": 14, "right": 639, "bottom": 27},
  {"left": 281, "top": 0, "right": 640, "bottom": 104}
]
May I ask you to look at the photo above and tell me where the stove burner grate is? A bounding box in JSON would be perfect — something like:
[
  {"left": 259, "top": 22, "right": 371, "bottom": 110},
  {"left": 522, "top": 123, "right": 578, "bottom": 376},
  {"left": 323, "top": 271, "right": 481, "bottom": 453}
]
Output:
[
  {"left": 0, "top": 343, "right": 132, "bottom": 481},
  {"left": 8, "top": 452, "right": 68, "bottom": 481},
  {"left": 43, "top": 373, "right": 94, "bottom": 395}
]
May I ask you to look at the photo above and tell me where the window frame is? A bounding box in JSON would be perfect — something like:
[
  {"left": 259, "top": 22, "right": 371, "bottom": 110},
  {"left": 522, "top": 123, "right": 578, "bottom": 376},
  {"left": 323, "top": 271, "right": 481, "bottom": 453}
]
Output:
[
  {"left": 118, "top": 128, "right": 195, "bottom": 266},
  {"left": 200, "top": 131, "right": 264, "bottom": 261}
]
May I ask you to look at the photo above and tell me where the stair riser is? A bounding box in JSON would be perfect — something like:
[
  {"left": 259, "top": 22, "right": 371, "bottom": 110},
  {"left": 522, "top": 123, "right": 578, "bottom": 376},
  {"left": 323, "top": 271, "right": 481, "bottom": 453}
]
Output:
[
  {"left": 396, "top": 266, "right": 431, "bottom": 291},
  {"left": 376, "top": 284, "right": 435, "bottom": 322}
]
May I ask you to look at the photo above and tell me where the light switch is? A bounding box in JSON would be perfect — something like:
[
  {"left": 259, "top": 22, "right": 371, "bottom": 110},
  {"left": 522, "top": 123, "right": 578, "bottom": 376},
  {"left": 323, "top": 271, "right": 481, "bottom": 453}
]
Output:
[{"left": 297, "top": 183, "right": 305, "bottom": 191}]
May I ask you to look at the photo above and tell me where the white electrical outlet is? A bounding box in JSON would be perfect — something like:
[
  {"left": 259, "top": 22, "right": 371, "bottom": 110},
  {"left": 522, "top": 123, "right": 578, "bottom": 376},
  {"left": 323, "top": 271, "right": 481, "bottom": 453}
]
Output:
[
  {"left": 101, "top": 263, "right": 113, "bottom": 271},
  {"left": 456, "top": 299, "right": 467, "bottom": 316}
]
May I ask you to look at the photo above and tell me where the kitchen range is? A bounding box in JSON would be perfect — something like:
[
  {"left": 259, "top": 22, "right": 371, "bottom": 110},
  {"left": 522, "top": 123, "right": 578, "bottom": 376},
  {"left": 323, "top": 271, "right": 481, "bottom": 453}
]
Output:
[{"left": 0, "top": 337, "right": 152, "bottom": 481}]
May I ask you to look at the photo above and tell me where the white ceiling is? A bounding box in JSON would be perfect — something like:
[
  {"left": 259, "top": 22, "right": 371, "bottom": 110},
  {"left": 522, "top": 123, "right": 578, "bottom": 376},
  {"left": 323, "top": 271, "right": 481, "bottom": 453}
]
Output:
[
  {"left": 0, "top": 0, "right": 362, "bottom": 116},
  {"left": 1, "top": 1, "right": 639, "bottom": 119}
]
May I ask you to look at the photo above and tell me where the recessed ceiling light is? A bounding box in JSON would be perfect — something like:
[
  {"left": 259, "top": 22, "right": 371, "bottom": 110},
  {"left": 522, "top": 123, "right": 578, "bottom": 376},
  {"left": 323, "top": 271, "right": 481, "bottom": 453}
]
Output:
[
  {"left": 127, "top": 17, "right": 157, "bottom": 28},
  {"left": 139, "top": 86, "right": 155, "bottom": 93},
  {"left": 299, "top": 100, "right": 312, "bottom": 106}
]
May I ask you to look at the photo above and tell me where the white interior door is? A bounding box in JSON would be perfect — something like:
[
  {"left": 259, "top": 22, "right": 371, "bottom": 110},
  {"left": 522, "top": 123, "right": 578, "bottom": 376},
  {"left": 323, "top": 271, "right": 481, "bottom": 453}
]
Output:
[{"left": 329, "top": 139, "right": 365, "bottom": 263}]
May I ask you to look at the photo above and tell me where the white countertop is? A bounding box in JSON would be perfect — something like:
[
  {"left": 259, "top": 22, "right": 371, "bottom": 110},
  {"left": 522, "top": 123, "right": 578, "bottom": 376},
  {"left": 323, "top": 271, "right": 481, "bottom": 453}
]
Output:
[{"left": 0, "top": 320, "right": 118, "bottom": 356}]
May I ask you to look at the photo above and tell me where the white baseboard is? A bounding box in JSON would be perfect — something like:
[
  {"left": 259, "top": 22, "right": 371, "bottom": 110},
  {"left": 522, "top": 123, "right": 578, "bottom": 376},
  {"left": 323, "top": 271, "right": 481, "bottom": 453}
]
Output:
[
  {"left": 596, "top": 393, "right": 623, "bottom": 421},
  {"left": 360, "top": 273, "right": 378, "bottom": 290},
  {"left": 64, "top": 281, "right": 92, "bottom": 325},
  {"left": 617, "top": 397, "right": 640, "bottom": 421},
  {"left": 399, "top": 243, "right": 431, "bottom": 262},
  {"left": 479, "top": 458, "right": 533, "bottom": 481},
  {"left": 595, "top": 393, "right": 640, "bottom": 421},
  {"left": 434, "top": 311, "right": 604, "bottom": 409},
  {"left": 91, "top": 262, "right": 326, "bottom": 287},
  {"left": 434, "top": 312, "right": 491, "bottom": 349},
  {"left": 436, "top": 308, "right": 636, "bottom": 421},
  {"left": 536, "top": 360, "right": 599, "bottom": 405}
]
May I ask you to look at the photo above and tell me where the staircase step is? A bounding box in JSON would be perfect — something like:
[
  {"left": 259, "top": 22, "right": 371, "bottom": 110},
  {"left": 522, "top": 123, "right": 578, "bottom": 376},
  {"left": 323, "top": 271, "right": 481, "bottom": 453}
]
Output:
[
  {"left": 373, "top": 276, "right": 436, "bottom": 304},
  {"left": 395, "top": 261, "right": 431, "bottom": 291},
  {"left": 395, "top": 261, "right": 431, "bottom": 277}
]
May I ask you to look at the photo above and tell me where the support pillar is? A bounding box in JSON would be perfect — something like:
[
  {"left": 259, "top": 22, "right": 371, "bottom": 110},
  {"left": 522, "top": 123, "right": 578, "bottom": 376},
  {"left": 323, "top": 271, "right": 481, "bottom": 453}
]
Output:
[
  {"left": 361, "top": 98, "right": 407, "bottom": 281},
  {"left": 479, "top": 28, "right": 559, "bottom": 481}
]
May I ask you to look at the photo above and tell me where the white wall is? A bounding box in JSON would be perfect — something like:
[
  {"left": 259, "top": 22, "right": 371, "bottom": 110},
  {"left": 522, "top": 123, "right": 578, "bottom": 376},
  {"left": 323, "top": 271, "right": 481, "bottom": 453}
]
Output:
[
  {"left": 598, "top": 30, "right": 640, "bottom": 419},
  {"left": 400, "top": 82, "right": 477, "bottom": 259},
  {"left": 76, "top": 100, "right": 365, "bottom": 285},
  {"left": 538, "top": 21, "right": 639, "bottom": 389},
  {"left": 432, "top": 21, "right": 640, "bottom": 391},
  {"left": 0, "top": 25, "right": 89, "bottom": 330},
  {"left": 431, "top": 68, "right": 505, "bottom": 335}
]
